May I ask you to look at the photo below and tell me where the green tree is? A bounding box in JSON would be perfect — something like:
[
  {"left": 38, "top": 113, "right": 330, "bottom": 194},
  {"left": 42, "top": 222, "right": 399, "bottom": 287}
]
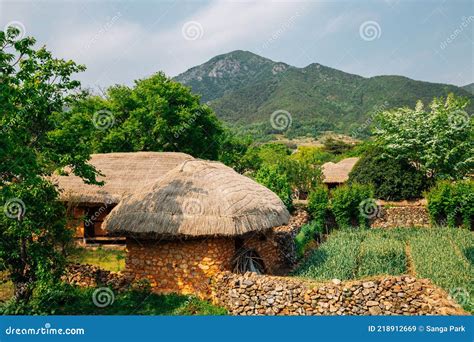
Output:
[
  {"left": 374, "top": 94, "right": 473, "bottom": 180},
  {"left": 254, "top": 164, "right": 293, "bottom": 210},
  {"left": 349, "top": 147, "right": 431, "bottom": 200},
  {"left": 73, "top": 72, "right": 225, "bottom": 159},
  {"left": 0, "top": 28, "right": 99, "bottom": 301}
]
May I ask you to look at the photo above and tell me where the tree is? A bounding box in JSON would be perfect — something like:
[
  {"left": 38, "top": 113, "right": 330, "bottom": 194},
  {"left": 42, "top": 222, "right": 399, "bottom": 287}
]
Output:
[
  {"left": 349, "top": 147, "right": 431, "bottom": 200},
  {"left": 0, "top": 28, "right": 99, "bottom": 301},
  {"left": 374, "top": 94, "right": 473, "bottom": 180},
  {"left": 73, "top": 72, "right": 225, "bottom": 160},
  {"left": 254, "top": 164, "right": 293, "bottom": 210}
]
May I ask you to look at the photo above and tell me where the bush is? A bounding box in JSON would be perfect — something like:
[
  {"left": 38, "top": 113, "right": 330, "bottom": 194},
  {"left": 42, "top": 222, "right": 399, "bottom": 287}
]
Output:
[
  {"left": 349, "top": 148, "right": 430, "bottom": 201},
  {"left": 294, "top": 222, "right": 322, "bottom": 259},
  {"left": 426, "top": 180, "right": 473, "bottom": 228},
  {"left": 307, "top": 186, "right": 329, "bottom": 228},
  {"left": 281, "top": 159, "right": 323, "bottom": 199},
  {"left": 255, "top": 164, "right": 293, "bottom": 210},
  {"left": 331, "top": 183, "right": 375, "bottom": 228}
]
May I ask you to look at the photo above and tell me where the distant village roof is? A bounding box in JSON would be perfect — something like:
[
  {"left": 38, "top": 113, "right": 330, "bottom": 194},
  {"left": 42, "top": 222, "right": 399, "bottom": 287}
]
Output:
[
  {"left": 103, "top": 160, "right": 290, "bottom": 238},
  {"left": 322, "top": 157, "right": 360, "bottom": 184},
  {"left": 52, "top": 152, "right": 194, "bottom": 204}
]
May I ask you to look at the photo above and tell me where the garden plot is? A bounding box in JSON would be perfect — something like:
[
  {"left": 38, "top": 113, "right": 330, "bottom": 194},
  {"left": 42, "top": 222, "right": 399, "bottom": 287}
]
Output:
[{"left": 294, "top": 227, "right": 474, "bottom": 312}]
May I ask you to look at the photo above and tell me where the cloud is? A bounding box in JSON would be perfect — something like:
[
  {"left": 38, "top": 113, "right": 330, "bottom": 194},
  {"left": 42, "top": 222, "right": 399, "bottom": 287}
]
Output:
[{"left": 42, "top": 1, "right": 317, "bottom": 87}]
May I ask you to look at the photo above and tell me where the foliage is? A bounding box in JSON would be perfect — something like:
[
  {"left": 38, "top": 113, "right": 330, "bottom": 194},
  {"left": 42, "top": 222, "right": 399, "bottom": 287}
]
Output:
[
  {"left": 175, "top": 50, "right": 474, "bottom": 140},
  {"left": 254, "top": 164, "right": 292, "bottom": 210},
  {"left": 330, "top": 183, "right": 374, "bottom": 228},
  {"left": 349, "top": 147, "right": 431, "bottom": 200},
  {"left": 0, "top": 28, "right": 99, "bottom": 301},
  {"left": 0, "top": 282, "right": 226, "bottom": 315},
  {"left": 281, "top": 159, "right": 323, "bottom": 198},
  {"left": 290, "top": 146, "right": 334, "bottom": 165},
  {"left": 294, "top": 222, "right": 321, "bottom": 259},
  {"left": 374, "top": 94, "right": 473, "bottom": 180},
  {"left": 357, "top": 233, "right": 406, "bottom": 277},
  {"left": 426, "top": 180, "right": 474, "bottom": 228},
  {"left": 323, "top": 137, "right": 353, "bottom": 155},
  {"left": 295, "top": 229, "right": 365, "bottom": 280},
  {"left": 410, "top": 228, "right": 473, "bottom": 313},
  {"left": 307, "top": 186, "right": 329, "bottom": 228},
  {"left": 72, "top": 72, "right": 225, "bottom": 159}
]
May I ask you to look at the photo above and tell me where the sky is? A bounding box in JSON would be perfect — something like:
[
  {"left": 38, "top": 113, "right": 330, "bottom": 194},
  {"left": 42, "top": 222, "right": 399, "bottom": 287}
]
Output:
[{"left": 1, "top": 0, "right": 472, "bottom": 89}]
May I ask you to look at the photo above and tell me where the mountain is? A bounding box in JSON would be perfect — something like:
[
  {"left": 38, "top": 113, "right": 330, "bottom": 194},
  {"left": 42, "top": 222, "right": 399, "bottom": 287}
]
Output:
[
  {"left": 174, "top": 50, "right": 474, "bottom": 138},
  {"left": 463, "top": 83, "right": 474, "bottom": 95}
]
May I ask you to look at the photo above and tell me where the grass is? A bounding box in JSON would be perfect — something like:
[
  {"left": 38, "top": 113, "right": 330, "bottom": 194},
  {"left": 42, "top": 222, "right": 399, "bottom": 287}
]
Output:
[
  {"left": 69, "top": 247, "right": 126, "bottom": 272},
  {"left": 0, "top": 284, "right": 227, "bottom": 315},
  {"left": 294, "top": 227, "right": 474, "bottom": 312}
]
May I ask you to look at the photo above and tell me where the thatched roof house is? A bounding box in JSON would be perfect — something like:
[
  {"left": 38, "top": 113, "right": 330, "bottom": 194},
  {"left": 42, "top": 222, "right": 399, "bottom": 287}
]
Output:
[
  {"left": 103, "top": 160, "right": 291, "bottom": 297},
  {"left": 53, "top": 152, "right": 193, "bottom": 204},
  {"left": 322, "top": 157, "right": 359, "bottom": 187},
  {"left": 104, "top": 159, "right": 289, "bottom": 237},
  {"left": 52, "top": 152, "right": 193, "bottom": 241}
]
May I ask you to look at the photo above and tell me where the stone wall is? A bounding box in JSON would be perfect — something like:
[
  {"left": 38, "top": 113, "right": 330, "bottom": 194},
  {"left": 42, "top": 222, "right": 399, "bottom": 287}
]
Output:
[
  {"left": 63, "top": 264, "right": 132, "bottom": 291},
  {"left": 126, "top": 237, "right": 235, "bottom": 298},
  {"left": 371, "top": 206, "right": 430, "bottom": 228},
  {"left": 211, "top": 272, "right": 464, "bottom": 315}
]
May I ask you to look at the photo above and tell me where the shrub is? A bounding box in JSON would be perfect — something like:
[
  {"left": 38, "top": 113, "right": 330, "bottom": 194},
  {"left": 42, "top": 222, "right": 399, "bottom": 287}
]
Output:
[
  {"left": 307, "top": 186, "right": 329, "bottom": 228},
  {"left": 281, "top": 159, "right": 323, "bottom": 199},
  {"left": 349, "top": 147, "right": 430, "bottom": 200},
  {"left": 255, "top": 164, "right": 293, "bottom": 210},
  {"left": 426, "top": 180, "right": 474, "bottom": 228},
  {"left": 294, "top": 222, "right": 321, "bottom": 258},
  {"left": 330, "top": 183, "right": 375, "bottom": 228}
]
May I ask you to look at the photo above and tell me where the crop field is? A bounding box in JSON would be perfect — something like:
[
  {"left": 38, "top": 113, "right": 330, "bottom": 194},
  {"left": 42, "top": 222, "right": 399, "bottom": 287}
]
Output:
[{"left": 295, "top": 227, "right": 474, "bottom": 312}]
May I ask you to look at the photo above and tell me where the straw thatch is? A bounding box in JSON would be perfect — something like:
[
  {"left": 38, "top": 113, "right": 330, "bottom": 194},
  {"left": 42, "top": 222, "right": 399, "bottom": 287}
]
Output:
[
  {"left": 322, "top": 157, "right": 359, "bottom": 184},
  {"left": 52, "top": 152, "right": 194, "bottom": 204},
  {"left": 103, "top": 160, "right": 290, "bottom": 238}
]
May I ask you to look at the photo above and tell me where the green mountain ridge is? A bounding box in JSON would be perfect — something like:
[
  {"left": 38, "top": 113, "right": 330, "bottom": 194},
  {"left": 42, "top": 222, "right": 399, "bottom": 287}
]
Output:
[
  {"left": 174, "top": 50, "right": 474, "bottom": 138},
  {"left": 463, "top": 83, "right": 474, "bottom": 94}
]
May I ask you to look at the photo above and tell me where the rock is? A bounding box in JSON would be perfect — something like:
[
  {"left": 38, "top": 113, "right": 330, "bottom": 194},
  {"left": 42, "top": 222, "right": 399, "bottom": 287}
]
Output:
[
  {"left": 366, "top": 301, "right": 379, "bottom": 306},
  {"left": 363, "top": 281, "right": 375, "bottom": 288},
  {"left": 369, "top": 306, "right": 382, "bottom": 315},
  {"left": 332, "top": 279, "right": 341, "bottom": 285}
]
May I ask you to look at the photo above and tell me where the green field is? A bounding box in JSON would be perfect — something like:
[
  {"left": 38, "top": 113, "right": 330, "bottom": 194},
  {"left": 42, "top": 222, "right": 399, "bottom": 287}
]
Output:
[{"left": 295, "top": 227, "right": 474, "bottom": 312}]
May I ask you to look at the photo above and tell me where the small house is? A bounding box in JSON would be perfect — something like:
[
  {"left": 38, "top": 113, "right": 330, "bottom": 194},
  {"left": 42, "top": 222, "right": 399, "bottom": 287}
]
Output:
[
  {"left": 103, "top": 160, "right": 290, "bottom": 297},
  {"left": 52, "top": 152, "right": 193, "bottom": 242},
  {"left": 321, "top": 157, "right": 359, "bottom": 188}
]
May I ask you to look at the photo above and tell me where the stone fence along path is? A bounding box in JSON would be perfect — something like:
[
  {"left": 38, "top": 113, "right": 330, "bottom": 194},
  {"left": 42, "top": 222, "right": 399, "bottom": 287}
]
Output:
[{"left": 211, "top": 272, "right": 465, "bottom": 316}]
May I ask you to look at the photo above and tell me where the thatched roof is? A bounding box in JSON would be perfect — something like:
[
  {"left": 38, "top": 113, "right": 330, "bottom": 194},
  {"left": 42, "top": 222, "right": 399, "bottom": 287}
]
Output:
[
  {"left": 103, "top": 160, "right": 290, "bottom": 238},
  {"left": 322, "top": 157, "right": 359, "bottom": 184},
  {"left": 52, "top": 152, "right": 194, "bottom": 204}
]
